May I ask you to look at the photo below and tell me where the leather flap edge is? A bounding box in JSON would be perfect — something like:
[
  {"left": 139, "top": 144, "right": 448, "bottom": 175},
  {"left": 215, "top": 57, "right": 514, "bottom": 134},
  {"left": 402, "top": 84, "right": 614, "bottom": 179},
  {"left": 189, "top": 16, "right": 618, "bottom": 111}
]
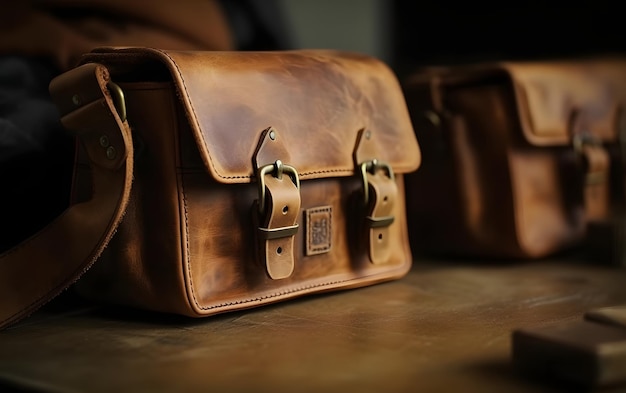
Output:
[
  {"left": 81, "top": 47, "right": 421, "bottom": 183},
  {"left": 408, "top": 59, "right": 626, "bottom": 146},
  {"left": 504, "top": 60, "right": 626, "bottom": 146}
]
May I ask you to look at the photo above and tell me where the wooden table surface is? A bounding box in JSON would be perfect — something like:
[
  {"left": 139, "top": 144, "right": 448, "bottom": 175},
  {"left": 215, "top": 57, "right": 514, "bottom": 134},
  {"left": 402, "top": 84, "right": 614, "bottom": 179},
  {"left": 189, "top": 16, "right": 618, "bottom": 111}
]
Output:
[{"left": 1, "top": 257, "right": 625, "bottom": 393}]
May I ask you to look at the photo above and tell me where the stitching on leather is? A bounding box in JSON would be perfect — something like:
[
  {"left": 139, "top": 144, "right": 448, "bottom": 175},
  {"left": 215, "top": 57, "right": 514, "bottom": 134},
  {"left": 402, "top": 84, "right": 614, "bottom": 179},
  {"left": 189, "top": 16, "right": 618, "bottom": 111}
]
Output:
[
  {"left": 157, "top": 50, "right": 232, "bottom": 180},
  {"left": 180, "top": 178, "right": 348, "bottom": 311},
  {"left": 179, "top": 174, "right": 396, "bottom": 313},
  {"left": 306, "top": 206, "right": 332, "bottom": 254},
  {"left": 198, "top": 279, "right": 352, "bottom": 310},
  {"left": 156, "top": 50, "right": 361, "bottom": 181},
  {"left": 177, "top": 168, "right": 355, "bottom": 178},
  {"left": 180, "top": 177, "right": 200, "bottom": 311},
  {"left": 301, "top": 169, "right": 352, "bottom": 176}
]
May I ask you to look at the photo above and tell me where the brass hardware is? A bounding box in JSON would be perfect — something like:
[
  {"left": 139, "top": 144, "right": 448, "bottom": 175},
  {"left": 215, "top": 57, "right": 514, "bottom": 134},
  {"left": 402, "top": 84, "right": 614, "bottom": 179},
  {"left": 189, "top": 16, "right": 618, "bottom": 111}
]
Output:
[
  {"left": 99, "top": 135, "right": 110, "bottom": 148},
  {"left": 366, "top": 215, "right": 395, "bottom": 228},
  {"left": 107, "top": 82, "right": 127, "bottom": 123},
  {"left": 573, "top": 132, "right": 602, "bottom": 156},
  {"left": 106, "top": 146, "right": 117, "bottom": 160},
  {"left": 573, "top": 133, "right": 605, "bottom": 185},
  {"left": 585, "top": 172, "right": 607, "bottom": 186},
  {"left": 258, "top": 224, "right": 299, "bottom": 240},
  {"left": 423, "top": 110, "right": 441, "bottom": 127},
  {"left": 274, "top": 159, "right": 284, "bottom": 180},
  {"left": 360, "top": 159, "right": 395, "bottom": 206},
  {"left": 258, "top": 160, "right": 300, "bottom": 215}
]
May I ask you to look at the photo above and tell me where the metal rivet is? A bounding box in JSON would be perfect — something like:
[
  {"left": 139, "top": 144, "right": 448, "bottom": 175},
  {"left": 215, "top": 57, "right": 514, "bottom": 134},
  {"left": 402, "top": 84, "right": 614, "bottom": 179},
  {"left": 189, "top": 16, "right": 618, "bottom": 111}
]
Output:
[
  {"left": 365, "top": 130, "right": 372, "bottom": 140},
  {"left": 106, "top": 146, "right": 117, "bottom": 160},
  {"left": 99, "top": 135, "right": 110, "bottom": 148},
  {"left": 269, "top": 130, "right": 276, "bottom": 140},
  {"left": 423, "top": 110, "right": 441, "bottom": 127},
  {"left": 72, "top": 94, "right": 82, "bottom": 106}
]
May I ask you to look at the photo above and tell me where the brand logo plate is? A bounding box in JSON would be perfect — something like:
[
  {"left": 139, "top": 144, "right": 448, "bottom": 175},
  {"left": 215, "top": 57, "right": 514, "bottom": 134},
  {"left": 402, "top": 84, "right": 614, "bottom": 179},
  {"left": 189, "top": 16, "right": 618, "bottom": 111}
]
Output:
[{"left": 305, "top": 206, "right": 332, "bottom": 256}]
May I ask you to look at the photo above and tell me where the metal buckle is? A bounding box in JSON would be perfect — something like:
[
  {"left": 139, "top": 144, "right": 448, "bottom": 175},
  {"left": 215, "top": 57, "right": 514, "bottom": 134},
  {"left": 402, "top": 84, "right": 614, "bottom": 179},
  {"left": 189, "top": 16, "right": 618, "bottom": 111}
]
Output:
[
  {"left": 257, "top": 159, "right": 300, "bottom": 215},
  {"left": 573, "top": 132, "right": 602, "bottom": 156},
  {"left": 107, "top": 82, "right": 127, "bottom": 123},
  {"left": 573, "top": 133, "right": 606, "bottom": 185},
  {"left": 258, "top": 225, "right": 299, "bottom": 240},
  {"left": 360, "top": 159, "right": 395, "bottom": 206}
]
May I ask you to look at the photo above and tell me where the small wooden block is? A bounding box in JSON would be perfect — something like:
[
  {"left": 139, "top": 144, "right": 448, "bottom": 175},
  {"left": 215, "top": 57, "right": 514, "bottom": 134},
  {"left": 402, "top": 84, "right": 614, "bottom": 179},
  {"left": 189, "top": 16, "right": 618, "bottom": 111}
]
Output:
[
  {"left": 585, "top": 305, "right": 626, "bottom": 329},
  {"left": 512, "top": 320, "right": 626, "bottom": 389}
]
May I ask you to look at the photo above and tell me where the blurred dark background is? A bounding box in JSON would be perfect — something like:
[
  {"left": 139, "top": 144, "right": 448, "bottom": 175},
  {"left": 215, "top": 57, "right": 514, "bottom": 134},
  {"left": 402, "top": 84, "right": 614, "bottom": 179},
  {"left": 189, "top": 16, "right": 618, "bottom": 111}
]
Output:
[{"left": 277, "top": 0, "right": 626, "bottom": 80}]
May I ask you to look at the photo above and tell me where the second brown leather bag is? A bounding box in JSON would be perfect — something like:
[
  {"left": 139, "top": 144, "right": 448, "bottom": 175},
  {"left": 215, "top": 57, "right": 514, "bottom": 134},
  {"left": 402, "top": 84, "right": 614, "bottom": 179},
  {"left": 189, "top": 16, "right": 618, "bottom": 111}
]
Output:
[
  {"left": 0, "top": 48, "right": 420, "bottom": 329},
  {"left": 404, "top": 60, "right": 626, "bottom": 260}
]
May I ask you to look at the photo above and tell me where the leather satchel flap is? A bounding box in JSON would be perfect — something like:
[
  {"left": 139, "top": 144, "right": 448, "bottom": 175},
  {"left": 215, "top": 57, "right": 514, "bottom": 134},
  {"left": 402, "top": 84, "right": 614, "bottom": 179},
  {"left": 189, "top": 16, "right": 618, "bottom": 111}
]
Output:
[
  {"left": 503, "top": 60, "right": 626, "bottom": 146},
  {"left": 413, "top": 59, "right": 626, "bottom": 146},
  {"left": 81, "top": 47, "right": 420, "bottom": 183}
]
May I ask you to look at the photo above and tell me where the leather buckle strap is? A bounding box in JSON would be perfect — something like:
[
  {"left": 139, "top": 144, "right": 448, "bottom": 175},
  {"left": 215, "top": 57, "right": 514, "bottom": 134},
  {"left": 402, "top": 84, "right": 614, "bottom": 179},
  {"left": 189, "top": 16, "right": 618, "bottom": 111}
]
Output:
[
  {"left": 258, "top": 159, "right": 300, "bottom": 216},
  {"left": 360, "top": 158, "right": 397, "bottom": 264},
  {"left": 573, "top": 133, "right": 608, "bottom": 186},
  {"left": 611, "top": 112, "right": 626, "bottom": 266},
  {"left": 573, "top": 133, "right": 611, "bottom": 221},
  {"left": 253, "top": 129, "right": 301, "bottom": 280},
  {"left": 573, "top": 127, "right": 626, "bottom": 266},
  {"left": 361, "top": 159, "right": 396, "bottom": 230},
  {"left": 353, "top": 129, "right": 397, "bottom": 265}
]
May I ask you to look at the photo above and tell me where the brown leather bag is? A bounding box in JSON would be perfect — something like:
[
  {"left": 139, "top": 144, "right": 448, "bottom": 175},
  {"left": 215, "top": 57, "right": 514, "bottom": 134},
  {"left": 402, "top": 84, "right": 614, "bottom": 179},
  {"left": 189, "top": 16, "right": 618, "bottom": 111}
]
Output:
[
  {"left": 404, "top": 59, "right": 626, "bottom": 260},
  {"left": 0, "top": 48, "right": 420, "bottom": 329}
]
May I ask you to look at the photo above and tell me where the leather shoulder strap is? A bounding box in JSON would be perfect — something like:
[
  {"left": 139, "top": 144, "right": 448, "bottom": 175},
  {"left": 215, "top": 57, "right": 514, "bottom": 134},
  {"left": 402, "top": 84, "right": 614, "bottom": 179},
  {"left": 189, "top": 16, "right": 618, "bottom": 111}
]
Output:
[{"left": 0, "top": 63, "right": 133, "bottom": 330}]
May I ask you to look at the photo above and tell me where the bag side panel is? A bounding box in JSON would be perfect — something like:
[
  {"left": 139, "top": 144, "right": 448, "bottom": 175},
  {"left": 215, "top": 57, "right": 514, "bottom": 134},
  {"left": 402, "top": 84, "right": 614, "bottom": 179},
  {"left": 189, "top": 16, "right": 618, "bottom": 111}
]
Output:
[
  {"left": 75, "top": 83, "right": 190, "bottom": 314},
  {"left": 406, "top": 80, "right": 531, "bottom": 258},
  {"left": 404, "top": 84, "right": 474, "bottom": 257},
  {"left": 446, "top": 82, "right": 584, "bottom": 257}
]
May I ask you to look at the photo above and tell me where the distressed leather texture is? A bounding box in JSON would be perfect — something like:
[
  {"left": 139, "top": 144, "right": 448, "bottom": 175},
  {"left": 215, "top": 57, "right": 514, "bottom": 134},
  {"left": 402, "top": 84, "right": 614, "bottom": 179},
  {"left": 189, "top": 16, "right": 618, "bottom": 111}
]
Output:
[
  {"left": 60, "top": 48, "right": 420, "bottom": 318},
  {"left": 404, "top": 59, "right": 626, "bottom": 258}
]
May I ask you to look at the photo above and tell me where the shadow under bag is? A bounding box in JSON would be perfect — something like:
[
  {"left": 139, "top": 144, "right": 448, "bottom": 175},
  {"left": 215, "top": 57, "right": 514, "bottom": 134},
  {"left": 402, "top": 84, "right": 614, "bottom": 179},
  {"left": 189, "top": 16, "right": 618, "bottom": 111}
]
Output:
[
  {"left": 0, "top": 48, "right": 421, "bottom": 329},
  {"left": 404, "top": 60, "right": 626, "bottom": 261}
]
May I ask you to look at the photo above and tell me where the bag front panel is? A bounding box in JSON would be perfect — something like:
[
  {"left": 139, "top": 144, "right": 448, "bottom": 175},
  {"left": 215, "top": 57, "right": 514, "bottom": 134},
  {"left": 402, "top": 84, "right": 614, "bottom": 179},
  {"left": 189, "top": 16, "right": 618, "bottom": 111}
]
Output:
[
  {"left": 179, "top": 129, "right": 413, "bottom": 315},
  {"left": 403, "top": 84, "right": 466, "bottom": 256}
]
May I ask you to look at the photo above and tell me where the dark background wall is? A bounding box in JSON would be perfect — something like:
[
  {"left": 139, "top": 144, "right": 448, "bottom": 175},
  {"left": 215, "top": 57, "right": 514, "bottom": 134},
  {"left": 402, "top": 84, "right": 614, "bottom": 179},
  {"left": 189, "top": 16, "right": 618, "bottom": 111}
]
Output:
[
  {"left": 392, "top": 2, "right": 626, "bottom": 77},
  {"left": 278, "top": 0, "right": 626, "bottom": 81}
]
